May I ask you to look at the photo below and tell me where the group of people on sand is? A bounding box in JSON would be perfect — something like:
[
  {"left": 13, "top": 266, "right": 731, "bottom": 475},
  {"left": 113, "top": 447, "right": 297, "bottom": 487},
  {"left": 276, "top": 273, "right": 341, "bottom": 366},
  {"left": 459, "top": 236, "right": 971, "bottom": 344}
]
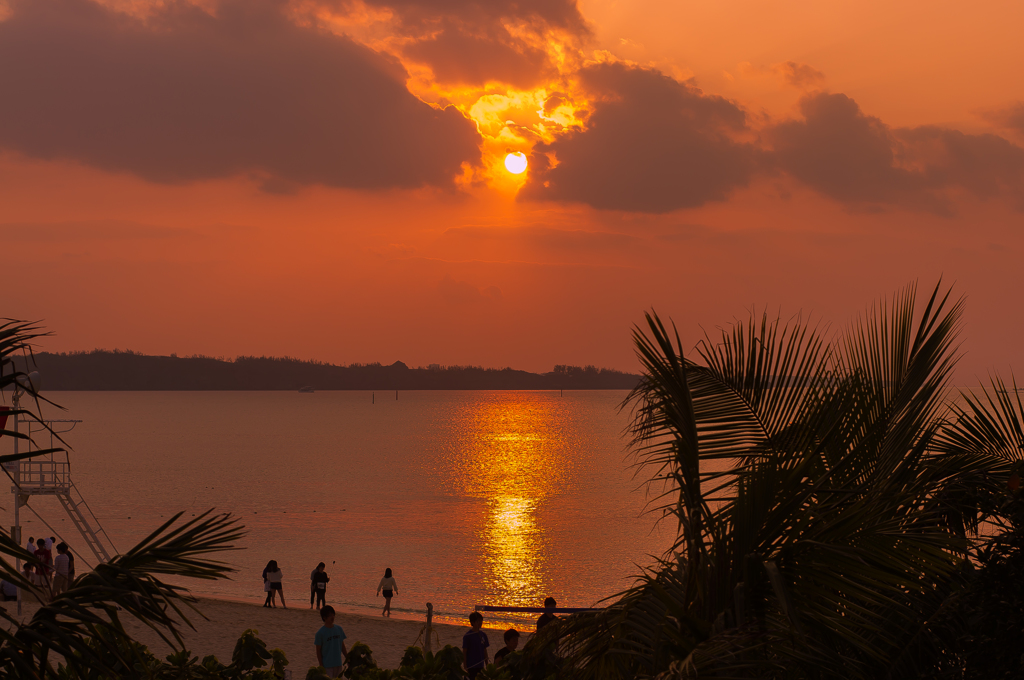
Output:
[
  {"left": 461, "top": 597, "right": 559, "bottom": 679},
  {"left": 261, "top": 561, "right": 399, "bottom": 618},
  {"left": 310, "top": 592, "right": 559, "bottom": 680},
  {"left": 0, "top": 535, "right": 76, "bottom": 602}
]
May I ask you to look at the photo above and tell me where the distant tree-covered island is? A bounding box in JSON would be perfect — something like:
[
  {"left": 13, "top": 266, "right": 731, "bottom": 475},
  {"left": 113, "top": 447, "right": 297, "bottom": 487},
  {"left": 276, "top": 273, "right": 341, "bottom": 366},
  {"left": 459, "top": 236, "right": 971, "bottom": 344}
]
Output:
[{"left": 21, "top": 350, "right": 640, "bottom": 391}]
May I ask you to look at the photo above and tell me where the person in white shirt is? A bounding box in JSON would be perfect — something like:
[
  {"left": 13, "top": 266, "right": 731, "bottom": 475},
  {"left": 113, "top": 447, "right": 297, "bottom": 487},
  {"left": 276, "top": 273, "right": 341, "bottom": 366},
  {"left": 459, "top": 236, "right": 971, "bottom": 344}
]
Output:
[
  {"left": 25, "top": 536, "right": 35, "bottom": 556},
  {"left": 52, "top": 543, "right": 71, "bottom": 597},
  {"left": 376, "top": 568, "right": 399, "bottom": 617}
]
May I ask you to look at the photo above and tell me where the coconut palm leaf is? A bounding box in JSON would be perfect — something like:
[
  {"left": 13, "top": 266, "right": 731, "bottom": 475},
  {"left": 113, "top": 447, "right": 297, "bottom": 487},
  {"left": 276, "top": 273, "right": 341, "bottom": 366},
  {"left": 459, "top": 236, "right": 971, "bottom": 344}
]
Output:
[
  {"left": 0, "top": 509, "right": 244, "bottom": 678},
  {"left": 557, "top": 281, "right": 978, "bottom": 679},
  {"left": 1, "top": 318, "right": 69, "bottom": 461}
]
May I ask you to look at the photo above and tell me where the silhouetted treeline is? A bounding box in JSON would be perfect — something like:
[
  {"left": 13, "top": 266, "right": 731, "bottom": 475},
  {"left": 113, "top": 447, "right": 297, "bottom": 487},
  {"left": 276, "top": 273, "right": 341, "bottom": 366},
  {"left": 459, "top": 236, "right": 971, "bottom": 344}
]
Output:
[{"left": 18, "top": 350, "right": 640, "bottom": 391}]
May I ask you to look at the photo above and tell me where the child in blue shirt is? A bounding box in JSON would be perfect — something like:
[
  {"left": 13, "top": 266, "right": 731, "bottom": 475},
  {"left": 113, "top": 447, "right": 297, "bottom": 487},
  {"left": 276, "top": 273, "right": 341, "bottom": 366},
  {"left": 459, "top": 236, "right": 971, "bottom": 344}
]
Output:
[
  {"left": 314, "top": 605, "right": 349, "bottom": 678},
  {"left": 462, "top": 611, "right": 490, "bottom": 679}
]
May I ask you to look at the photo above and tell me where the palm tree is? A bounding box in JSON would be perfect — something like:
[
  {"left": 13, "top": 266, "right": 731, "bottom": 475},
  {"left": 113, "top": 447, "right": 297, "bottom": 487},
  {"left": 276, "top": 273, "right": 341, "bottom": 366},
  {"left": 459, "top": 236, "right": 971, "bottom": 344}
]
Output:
[
  {"left": 1, "top": 319, "right": 245, "bottom": 678},
  {"left": 530, "top": 282, "right": 1019, "bottom": 679}
]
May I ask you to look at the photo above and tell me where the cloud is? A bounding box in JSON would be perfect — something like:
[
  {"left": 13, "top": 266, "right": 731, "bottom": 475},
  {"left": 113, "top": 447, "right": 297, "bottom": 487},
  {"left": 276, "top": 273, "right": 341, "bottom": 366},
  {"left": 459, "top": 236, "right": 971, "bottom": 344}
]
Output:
[
  {"left": 0, "top": 0, "right": 481, "bottom": 189},
  {"left": 773, "top": 61, "right": 826, "bottom": 89},
  {"left": 738, "top": 61, "right": 825, "bottom": 89},
  {"left": 521, "top": 62, "right": 761, "bottom": 213},
  {"left": 768, "top": 93, "right": 922, "bottom": 205},
  {"left": 350, "top": 0, "right": 587, "bottom": 88},
  {"left": 440, "top": 225, "right": 642, "bottom": 252},
  {"left": 360, "top": 0, "right": 585, "bottom": 31},
  {"left": 769, "top": 92, "right": 1024, "bottom": 211},
  {"left": 402, "top": 21, "right": 554, "bottom": 88},
  {"left": 0, "top": 220, "right": 204, "bottom": 242},
  {"left": 981, "top": 102, "right": 1024, "bottom": 136},
  {"left": 437, "top": 274, "right": 502, "bottom": 305}
]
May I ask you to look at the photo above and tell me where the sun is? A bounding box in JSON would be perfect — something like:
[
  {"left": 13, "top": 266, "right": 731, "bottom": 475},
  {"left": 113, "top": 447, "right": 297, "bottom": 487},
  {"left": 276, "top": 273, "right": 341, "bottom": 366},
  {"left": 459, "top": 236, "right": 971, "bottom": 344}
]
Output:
[{"left": 504, "top": 152, "right": 528, "bottom": 174}]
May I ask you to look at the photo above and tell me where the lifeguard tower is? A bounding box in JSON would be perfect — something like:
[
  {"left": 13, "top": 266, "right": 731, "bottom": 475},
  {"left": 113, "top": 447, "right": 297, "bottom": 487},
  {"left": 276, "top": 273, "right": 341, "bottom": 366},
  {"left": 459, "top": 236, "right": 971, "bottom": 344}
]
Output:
[{"left": 4, "top": 383, "right": 116, "bottom": 611}]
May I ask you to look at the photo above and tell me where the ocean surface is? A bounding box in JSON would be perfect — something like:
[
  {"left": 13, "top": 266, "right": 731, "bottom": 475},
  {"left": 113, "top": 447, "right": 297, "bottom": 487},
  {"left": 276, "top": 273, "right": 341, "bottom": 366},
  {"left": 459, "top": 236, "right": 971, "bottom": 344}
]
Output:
[{"left": 1, "top": 391, "right": 675, "bottom": 627}]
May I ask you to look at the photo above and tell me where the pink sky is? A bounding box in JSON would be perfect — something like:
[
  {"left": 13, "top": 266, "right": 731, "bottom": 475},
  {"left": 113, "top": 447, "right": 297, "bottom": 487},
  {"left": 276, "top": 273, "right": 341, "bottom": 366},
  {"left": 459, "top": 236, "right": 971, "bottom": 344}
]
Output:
[{"left": 2, "top": 0, "right": 1022, "bottom": 380}]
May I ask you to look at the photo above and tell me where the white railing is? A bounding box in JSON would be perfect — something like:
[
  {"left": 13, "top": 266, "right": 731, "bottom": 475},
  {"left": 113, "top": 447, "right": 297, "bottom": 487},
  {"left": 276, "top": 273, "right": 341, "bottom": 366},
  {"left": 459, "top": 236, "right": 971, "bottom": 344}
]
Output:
[{"left": 17, "top": 460, "right": 71, "bottom": 491}]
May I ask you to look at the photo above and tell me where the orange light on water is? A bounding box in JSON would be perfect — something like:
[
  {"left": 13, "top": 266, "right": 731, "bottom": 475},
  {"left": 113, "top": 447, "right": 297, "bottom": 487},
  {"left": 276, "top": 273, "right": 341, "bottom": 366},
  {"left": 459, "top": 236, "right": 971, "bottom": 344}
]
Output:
[{"left": 449, "top": 393, "right": 571, "bottom": 606}]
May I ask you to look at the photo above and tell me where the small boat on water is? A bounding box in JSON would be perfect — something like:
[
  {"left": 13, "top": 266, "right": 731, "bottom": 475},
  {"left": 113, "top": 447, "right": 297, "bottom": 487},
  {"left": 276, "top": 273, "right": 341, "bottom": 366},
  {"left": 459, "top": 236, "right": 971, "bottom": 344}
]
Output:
[{"left": 298, "top": 386, "right": 315, "bottom": 393}]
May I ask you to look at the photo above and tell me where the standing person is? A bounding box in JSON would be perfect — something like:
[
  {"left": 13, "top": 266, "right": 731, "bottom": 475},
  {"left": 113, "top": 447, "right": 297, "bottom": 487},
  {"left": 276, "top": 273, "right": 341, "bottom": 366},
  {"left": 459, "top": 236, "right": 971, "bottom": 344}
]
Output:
[
  {"left": 310, "top": 564, "right": 318, "bottom": 609},
  {"left": 25, "top": 536, "right": 35, "bottom": 557},
  {"left": 312, "top": 563, "right": 329, "bottom": 610},
  {"left": 34, "top": 538, "right": 52, "bottom": 591},
  {"left": 376, "top": 567, "right": 398, "bottom": 617},
  {"left": 52, "top": 543, "right": 70, "bottom": 597},
  {"left": 494, "top": 629, "right": 520, "bottom": 666},
  {"left": 314, "top": 605, "right": 349, "bottom": 678},
  {"left": 66, "top": 548, "right": 75, "bottom": 583},
  {"left": 262, "top": 560, "right": 276, "bottom": 608},
  {"left": 462, "top": 611, "right": 489, "bottom": 679},
  {"left": 265, "top": 560, "right": 286, "bottom": 608},
  {"left": 536, "top": 597, "right": 557, "bottom": 630}
]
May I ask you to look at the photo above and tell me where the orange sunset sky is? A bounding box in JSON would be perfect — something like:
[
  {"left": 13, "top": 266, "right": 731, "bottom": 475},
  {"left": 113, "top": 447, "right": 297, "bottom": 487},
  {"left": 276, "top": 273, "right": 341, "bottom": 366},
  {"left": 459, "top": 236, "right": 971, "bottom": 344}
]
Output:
[{"left": 2, "top": 0, "right": 1023, "bottom": 378}]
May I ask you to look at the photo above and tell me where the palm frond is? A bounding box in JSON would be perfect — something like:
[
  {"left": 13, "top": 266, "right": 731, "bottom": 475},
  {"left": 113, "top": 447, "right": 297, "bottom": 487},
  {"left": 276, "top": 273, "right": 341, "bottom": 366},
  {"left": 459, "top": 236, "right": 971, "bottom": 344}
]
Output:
[{"left": 0, "top": 510, "right": 245, "bottom": 678}]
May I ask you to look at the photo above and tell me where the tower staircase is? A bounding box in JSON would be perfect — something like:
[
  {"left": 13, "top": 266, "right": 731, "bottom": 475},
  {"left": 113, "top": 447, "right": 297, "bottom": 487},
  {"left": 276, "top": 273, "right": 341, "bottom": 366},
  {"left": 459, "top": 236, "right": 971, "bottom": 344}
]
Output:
[{"left": 8, "top": 418, "right": 116, "bottom": 566}]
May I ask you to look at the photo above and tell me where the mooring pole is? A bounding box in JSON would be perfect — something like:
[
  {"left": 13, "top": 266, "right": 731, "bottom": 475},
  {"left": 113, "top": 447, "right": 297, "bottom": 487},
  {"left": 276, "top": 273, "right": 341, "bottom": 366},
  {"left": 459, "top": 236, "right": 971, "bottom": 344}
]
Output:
[{"left": 425, "top": 602, "right": 433, "bottom": 653}]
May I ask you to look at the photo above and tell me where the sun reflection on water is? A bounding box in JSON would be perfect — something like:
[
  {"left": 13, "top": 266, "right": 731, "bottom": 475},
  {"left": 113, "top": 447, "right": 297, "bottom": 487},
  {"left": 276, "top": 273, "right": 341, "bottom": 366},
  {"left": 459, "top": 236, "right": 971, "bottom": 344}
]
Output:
[
  {"left": 485, "top": 495, "right": 541, "bottom": 605},
  {"left": 445, "top": 392, "right": 575, "bottom": 611}
]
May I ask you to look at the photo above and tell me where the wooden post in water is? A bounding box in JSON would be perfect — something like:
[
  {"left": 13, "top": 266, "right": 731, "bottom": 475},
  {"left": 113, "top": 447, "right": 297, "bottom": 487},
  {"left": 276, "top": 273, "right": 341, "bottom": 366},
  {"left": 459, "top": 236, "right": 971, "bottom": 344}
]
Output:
[
  {"left": 425, "top": 602, "right": 433, "bottom": 653},
  {"left": 396, "top": 390, "right": 398, "bottom": 400},
  {"left": 372, "top": 392, "right": 375, "bottom": 404}
]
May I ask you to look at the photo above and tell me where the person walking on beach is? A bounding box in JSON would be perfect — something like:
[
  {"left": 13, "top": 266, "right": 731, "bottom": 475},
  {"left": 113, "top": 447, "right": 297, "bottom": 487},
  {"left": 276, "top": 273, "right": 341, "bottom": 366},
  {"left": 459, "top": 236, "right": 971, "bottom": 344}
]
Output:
[
  {"left": 376, "top": 567, "right": 398, "bottom": 617},
  {"left": 312, "top": 563, "right": 329, "bottom": 610},
  {"left": 267, "top": 561, "right": 285, "bottom": 608},
  {"left": 314, "top": 604, "right": 349, "bottom": 679},
  {"left": 263, "top": 560, "right": 285, "bottom": 608}
]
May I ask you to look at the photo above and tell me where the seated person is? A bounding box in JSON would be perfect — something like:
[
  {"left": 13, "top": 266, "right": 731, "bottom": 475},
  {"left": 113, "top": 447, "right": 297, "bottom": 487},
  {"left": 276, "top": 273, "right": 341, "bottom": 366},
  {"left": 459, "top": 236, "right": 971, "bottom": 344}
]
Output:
[
  {"left": 0, "top": 579, "right": 17, "bottom": 602},
  {"left": 494, "top": 628, "right": 520, "bottom": 665}
]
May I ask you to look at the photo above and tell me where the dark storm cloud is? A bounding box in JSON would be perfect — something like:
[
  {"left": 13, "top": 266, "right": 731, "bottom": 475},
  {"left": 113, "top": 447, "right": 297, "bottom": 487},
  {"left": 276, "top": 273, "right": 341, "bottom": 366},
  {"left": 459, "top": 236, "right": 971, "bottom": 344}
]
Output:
[
  {"left": 769, "top": 93, "right": 1024, "bottom": 212},
  {"left": 0, "top": 0, "right": 481, "bottom": 189},
  {"left": 521, "top": 62, "right": 761, "bottom": 213}
]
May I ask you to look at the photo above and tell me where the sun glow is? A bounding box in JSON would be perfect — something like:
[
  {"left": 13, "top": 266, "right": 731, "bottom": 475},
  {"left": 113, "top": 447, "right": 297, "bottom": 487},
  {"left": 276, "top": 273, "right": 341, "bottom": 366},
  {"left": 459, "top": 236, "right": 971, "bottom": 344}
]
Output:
[
  {"left": 504, "top": 152, "right": 528, "bottom": 174},
  {"left": 307, "top": 3, "right": 595, "bottom": 191}
]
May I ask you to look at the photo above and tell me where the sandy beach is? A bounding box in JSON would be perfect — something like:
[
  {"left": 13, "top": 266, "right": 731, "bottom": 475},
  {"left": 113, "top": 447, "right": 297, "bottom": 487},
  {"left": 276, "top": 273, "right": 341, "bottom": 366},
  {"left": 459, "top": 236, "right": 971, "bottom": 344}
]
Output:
[{"left": 5, "top": 597, "right": 481, "bottom": 673}]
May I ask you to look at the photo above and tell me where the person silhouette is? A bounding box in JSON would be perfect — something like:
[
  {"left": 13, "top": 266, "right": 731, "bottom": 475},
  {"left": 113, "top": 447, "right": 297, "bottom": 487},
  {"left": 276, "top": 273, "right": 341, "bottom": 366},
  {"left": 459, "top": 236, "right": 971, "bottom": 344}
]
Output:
[{"left": 376, "top": 567, "right": 398, "bottom": 617}]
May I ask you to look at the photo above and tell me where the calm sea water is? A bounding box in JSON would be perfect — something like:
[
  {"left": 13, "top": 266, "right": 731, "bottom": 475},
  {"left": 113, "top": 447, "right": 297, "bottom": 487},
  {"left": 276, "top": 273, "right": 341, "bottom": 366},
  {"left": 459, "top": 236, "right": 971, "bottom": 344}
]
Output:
[{"left": 1, "top": 391, "right": 674, "bottom": 626}]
